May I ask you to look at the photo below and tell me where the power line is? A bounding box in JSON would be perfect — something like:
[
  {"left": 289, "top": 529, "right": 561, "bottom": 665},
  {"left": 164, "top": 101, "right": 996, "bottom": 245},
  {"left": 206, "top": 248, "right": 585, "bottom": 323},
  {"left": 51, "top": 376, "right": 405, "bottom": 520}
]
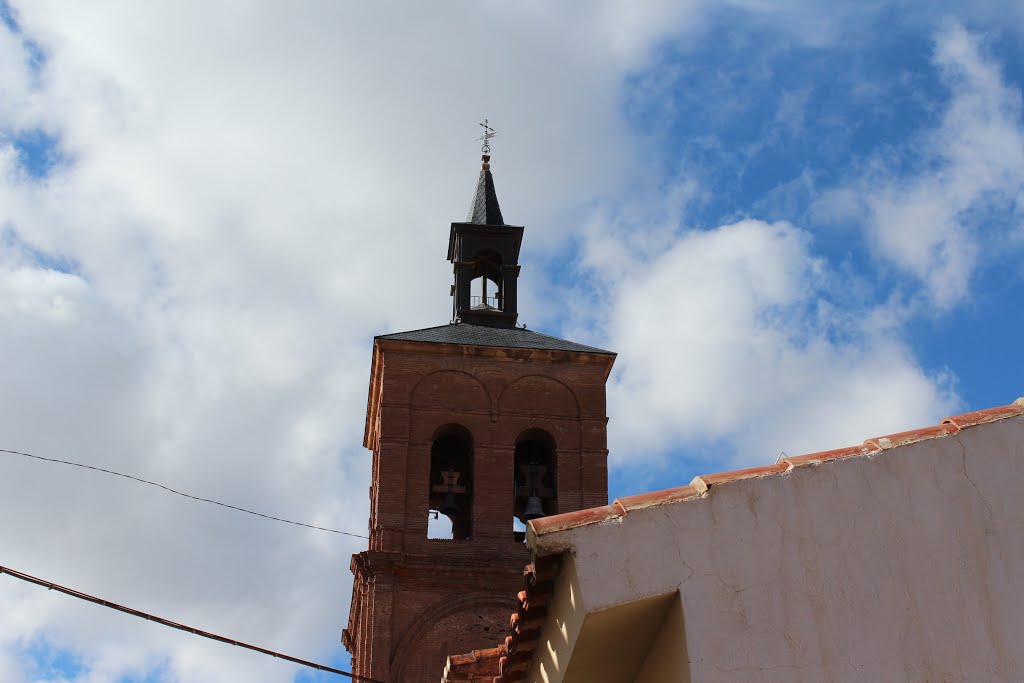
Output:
[
  {"left": 0, "top": 448, "right": 368, "bottom": 540},
  {"left": 0, "top": 563, "right": 383, "bottom": 683}
]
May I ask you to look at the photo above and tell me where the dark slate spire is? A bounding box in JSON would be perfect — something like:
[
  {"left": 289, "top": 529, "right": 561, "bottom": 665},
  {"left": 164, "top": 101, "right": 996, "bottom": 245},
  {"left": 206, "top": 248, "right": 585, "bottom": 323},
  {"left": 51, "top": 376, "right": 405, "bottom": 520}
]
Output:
[{"left": 467, "top": 154, "right": 505, "bottom": 225}]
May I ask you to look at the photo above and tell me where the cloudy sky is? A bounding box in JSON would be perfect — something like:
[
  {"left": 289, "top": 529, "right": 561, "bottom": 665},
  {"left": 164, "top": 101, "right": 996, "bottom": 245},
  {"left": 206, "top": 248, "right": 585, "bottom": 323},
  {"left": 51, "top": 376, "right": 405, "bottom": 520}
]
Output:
[{"left": 1, "top": 1, "right": 1021, "bottom": 681}]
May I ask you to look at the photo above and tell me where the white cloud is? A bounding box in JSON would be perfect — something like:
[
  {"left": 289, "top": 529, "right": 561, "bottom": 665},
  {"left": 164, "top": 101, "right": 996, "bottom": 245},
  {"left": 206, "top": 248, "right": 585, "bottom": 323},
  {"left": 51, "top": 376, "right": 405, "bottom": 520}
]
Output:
[
  {"left": 816, "top": 22, "right": 1024, "bottom": 309},
  {"left": 0, "top": 3, "right": 1011, "bottom": 681},
  {"left": 585, "top": 215, "right": 957, "bottom": 467},
  {"left": 0, "top": 2, "right": 700, "bottom": 681}
]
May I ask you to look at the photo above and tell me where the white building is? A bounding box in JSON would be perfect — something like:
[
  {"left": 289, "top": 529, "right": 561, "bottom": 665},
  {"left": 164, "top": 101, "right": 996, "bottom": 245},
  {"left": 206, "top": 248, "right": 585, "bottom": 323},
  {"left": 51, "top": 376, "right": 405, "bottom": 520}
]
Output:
[{"left": 443, "top": 398, "right": 1024, "bottom": 683}]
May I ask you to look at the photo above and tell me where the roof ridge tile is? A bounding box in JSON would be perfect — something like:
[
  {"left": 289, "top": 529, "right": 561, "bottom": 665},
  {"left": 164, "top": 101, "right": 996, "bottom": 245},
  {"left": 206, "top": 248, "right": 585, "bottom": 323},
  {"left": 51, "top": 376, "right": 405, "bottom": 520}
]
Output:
[
  {"left": 942, "top": 402, "right": 1024, "bottom": 430},
  {"left": 781, "top": 444, "right": 874, "bottom": 469},
  {"left": 863, "top": 424, "right": 959, "bottom": 450},
  {"left": 528, "top": 504, "right": 623, "bottom": 536},
  {"left": 615, "top": 485, "right": 702, "bottom": 513},
  {"left": 694, "top": 462, "right": 790, "bottom": 491}
]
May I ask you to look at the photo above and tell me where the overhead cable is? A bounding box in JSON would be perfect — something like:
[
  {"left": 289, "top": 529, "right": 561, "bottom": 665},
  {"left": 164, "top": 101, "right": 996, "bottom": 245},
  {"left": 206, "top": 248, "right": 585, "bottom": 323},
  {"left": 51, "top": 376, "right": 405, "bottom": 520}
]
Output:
[
  {"left": 0, "top": 563, "right": 382, "bottom": 683},
  {"left": 0, "top": 448, "right": 368, "bottom": 540}
]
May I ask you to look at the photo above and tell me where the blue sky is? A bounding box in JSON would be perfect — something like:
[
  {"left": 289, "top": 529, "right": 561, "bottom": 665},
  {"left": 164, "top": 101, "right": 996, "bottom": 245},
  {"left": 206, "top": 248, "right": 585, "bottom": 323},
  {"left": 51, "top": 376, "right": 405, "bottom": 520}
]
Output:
[
  {"left": 587, "top": 10, "right": 1024, "bottom": 493},
  {"left": 0, "top": 2, "right": 1021, "bottom": 682}
]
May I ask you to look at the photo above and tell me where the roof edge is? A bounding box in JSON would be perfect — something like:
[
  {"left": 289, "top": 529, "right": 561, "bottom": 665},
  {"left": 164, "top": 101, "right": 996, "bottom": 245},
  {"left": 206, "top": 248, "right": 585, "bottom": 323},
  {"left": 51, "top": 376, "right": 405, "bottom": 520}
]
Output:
[
  {"left": 374, "top": 323, "right": 616, "bottom": 357},
  {"left": 527, "top": 397, "right": 1024, "bottom": 542}
]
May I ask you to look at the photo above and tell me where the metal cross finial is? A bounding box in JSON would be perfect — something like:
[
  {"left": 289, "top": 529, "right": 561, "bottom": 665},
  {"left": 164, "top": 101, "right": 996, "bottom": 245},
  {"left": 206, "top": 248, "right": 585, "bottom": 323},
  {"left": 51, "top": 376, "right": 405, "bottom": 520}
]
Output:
[{"left": 477, "top": 118, "right": 497, "bottom": 154}]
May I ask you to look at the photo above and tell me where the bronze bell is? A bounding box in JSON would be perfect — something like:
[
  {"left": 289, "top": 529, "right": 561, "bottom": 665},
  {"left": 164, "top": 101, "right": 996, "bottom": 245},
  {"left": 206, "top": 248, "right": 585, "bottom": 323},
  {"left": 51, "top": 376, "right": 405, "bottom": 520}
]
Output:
[
  {"left": 440, "top": 491, "right": 460, "bottom": 517},
  {"left": 522, "top": 495, "right": 545, "bottom": 520}
]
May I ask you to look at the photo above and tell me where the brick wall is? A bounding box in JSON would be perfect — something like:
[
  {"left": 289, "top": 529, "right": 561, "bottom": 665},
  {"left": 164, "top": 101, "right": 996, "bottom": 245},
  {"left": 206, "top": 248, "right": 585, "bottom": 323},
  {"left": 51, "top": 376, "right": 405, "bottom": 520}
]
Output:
[{"left": 345, "top": 339, "right": 613, "bottom": 683}]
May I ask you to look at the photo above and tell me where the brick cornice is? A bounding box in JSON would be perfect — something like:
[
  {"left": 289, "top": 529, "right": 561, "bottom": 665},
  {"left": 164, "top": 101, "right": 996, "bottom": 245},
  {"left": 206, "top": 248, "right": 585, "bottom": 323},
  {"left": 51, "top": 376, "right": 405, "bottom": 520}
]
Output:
[
  {"left": 374, "top": 337, "right": 617, "bottom": 369},
  {"left": 352, "top": 550, "right": 529, "bottom": 581}
]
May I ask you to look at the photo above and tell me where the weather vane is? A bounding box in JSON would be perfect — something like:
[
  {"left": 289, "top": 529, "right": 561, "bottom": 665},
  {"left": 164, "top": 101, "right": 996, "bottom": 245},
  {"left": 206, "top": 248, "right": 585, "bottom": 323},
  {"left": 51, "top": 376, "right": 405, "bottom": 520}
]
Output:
[{"left": 477, "top": 119, "right": 497, "bottom": 154}]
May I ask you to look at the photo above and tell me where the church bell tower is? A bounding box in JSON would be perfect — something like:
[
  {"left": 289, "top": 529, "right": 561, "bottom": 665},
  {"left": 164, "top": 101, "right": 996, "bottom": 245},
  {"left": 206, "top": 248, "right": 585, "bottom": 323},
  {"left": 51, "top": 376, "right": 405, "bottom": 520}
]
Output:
[{"left": 343, "top": 145, "right": 615, "bottom": 683}]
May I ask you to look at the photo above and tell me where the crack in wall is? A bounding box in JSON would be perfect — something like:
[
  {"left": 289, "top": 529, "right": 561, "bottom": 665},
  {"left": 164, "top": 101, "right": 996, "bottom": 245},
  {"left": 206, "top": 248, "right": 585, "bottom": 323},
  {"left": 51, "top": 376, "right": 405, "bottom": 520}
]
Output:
[
  {"left": 954, "top": 434, "right": 993, "bottom": 517},
  {"left": 663, "top": 509, "right": 695, "bottom": 585}
]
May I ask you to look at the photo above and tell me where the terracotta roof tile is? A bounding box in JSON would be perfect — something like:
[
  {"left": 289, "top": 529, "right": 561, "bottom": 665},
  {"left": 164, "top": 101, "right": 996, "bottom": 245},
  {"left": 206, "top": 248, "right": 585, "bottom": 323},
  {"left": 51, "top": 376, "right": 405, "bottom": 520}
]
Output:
[
  {"left": 442, "top": 646, "right": 505, "bottom": 682},
  {"left": 480, "top": 554, "right": 564, "bottom": 682},
  {"left": 864, "top": 423, "right": 959, "bottom": 450},
  {"left": 942, "top": 402, "right": 1024, "bottom": 430},
  {"left": 781, "top": 444, "right": 874, "bottom": 468},
  {"left": 527, "top": 503, "right": 623, "bottom": 536},
  {"left": 615, "top": 484, "right": 701, "bottom": 512},
  {"left": 691, "top": 462, "right": 791, "bottom": 493}
]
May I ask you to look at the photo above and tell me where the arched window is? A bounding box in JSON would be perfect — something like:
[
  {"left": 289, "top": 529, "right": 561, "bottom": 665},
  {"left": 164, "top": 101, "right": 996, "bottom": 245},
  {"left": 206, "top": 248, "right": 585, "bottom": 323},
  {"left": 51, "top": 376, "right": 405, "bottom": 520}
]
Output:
[
  {"left": 428, "top": 425, "right": 473, "bottom": 540},
  {"left": 513, "top": 429, "right": 556, "bottom": 540},
  {"left": 469, "top": 250, "right": 503, "bottom": 311}
]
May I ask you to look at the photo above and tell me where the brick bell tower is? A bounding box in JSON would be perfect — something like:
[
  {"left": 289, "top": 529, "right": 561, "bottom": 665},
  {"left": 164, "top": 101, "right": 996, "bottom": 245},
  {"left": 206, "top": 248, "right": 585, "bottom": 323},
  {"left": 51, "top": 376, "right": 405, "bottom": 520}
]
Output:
[{"left": 342, "top": 147, "right": 615, "bottom": 683}]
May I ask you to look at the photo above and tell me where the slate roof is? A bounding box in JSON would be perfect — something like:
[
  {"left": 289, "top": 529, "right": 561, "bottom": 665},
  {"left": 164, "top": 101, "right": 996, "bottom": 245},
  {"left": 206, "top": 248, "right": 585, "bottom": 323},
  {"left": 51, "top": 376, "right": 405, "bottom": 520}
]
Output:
[
  {"left": 376, "top": 323, "right": 614, "bottom": 355},
  {"left": 468, "top": 156, "right": 505, "bottom": 225}
]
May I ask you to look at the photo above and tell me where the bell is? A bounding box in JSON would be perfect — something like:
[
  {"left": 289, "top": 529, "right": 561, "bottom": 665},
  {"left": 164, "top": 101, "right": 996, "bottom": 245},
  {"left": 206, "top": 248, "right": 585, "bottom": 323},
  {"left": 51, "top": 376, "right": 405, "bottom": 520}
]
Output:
[
  {"left": 440, "top": 491, "right": 459, "bottom": 517},
  {"left": 523, "top": 495, "right": 545, "bottom": 520}
]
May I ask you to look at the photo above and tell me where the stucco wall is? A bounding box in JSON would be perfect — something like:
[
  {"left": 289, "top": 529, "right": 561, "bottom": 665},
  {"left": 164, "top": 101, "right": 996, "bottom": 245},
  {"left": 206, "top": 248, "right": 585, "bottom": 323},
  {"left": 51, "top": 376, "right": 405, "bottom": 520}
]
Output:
[{"left": 534, "top": 415, "right": 1024, "bottom": 682}]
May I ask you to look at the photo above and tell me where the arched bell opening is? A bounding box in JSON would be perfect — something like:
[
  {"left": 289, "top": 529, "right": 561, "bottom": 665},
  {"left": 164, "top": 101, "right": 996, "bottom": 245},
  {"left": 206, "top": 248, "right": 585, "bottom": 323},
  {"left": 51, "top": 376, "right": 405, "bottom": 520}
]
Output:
[
  {"left": 469, "top": 249, "right": 503, "bottom": 311},
  {"left": 428, "top": 424, "right": 473, "bottom": 540},
  {"left": 513, "top": 429, "right": 556, "bottom": 540}
]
